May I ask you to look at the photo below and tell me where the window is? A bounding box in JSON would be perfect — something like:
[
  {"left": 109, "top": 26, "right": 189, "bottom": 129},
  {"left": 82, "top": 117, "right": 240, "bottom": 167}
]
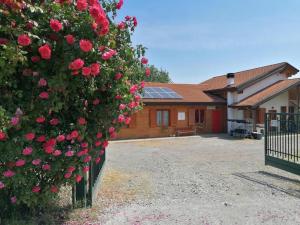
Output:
[
  {"left": 178, "top": 112, "right": 185, "bottom": 121},
  {"left": 195, "top": 109, "right": 205, "bottom": 124},
  {"left": 156, "top": 110, "right": 170, "bottom": 127}
]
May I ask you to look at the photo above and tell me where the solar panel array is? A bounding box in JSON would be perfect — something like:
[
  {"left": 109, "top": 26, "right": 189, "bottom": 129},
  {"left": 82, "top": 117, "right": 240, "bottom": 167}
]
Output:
[{"left": 142, "top": 87, "right": 183, "bottom": 99}]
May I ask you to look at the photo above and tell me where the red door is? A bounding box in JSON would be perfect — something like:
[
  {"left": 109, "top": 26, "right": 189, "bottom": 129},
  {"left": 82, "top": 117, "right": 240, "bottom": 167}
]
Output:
[{"left": 212, "top": 110, "right": 222, "bottom": 133}]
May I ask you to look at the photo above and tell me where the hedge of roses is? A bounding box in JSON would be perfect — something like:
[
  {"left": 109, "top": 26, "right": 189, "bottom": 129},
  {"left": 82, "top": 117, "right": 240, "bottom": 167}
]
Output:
[{"left": 0, "top": 0, "right": 149, "bottom": 213}]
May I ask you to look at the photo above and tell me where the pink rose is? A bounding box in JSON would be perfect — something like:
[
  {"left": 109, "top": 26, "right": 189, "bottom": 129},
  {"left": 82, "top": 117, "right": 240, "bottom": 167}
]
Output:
[
  {"left": 78, "top": 117, "right": 87, "bottom": 125},
  {"left": 0, "top": 181, "right": 5, "bottom": 189},
  {"left": 141, "top": 57, "right": 148, "bottom": 64},
  {"left": 50, "top": 185, "right": 59, "bottom": 193},
  {"left": 42, "top": 164, "right": 51, "bottom": 171},
  {"left": 3, "top": 170, "right": 15, "bottom": 178},
  {"left": 38, "top": 78, "right": 47, "bottom": 87},
  {"left": 56, "top": 135, "right": 65, "bottom": 142},
  {"left": 11, "top": 117, "right": 20, "bottom": 126},
  {"left": 36, "top": 116, "right": 46, "bottom": 124},
  {"left": 0, "top": 131, "right": 6, "bottom": 141},
  {"left": 50, "top": 19, "right": 63, "bottom": 32},
  {"left": 145, "top": 67, "right": 151, "bottom": 77},
  {"left": 53, "top": 149, "right": 62, "bottom": 157},
  {"left": 83, "top": 155, "right": 92, "bottom": 163},
  {"left": 102, "top": 49, "right": 117, "bottom": 60},
  {"left": 25, "top": 132, "right": 35, "bottom": 141},
  {"left": 82, "top": 67, "right": 91, "bottom": 76},
  {"left": 11, "top": 196, "right": 17, "bottom": 204},
  {"left": 65, "top": 151, "right": 74, "bottom": 157},
  {"left": 79, "top": 39, "right": 93, "bottom": 52},
  {"left": 22, "top": 147, "right": 33, "bottom": 156},
  {"left": 90, "top": 63, "right": 100, "bottom": 76},
  {"left": 69, "top": 58, "right": 84, "bottom": 70},
  {"left": 116, "top": 0, "right": 123, "bottom": 9},
  {"left": 93, "top": 98, "right": 100, "bottom": 105},
  {"left": 75, "top": 175, "right": 82, "bottom": 183},
  {"left": 39, "top": 92, "right": 49, "bottom": 99},
  {"left": 50, "top": 118, "right": 59, "bottom": 126},
  {"left": 38, "top": 44, "right": 52, "bottom": 60},
  {"left": 65, "top": 34, "right": 75, "bottom": 44},
  {"left": 32, "top": 159, "right": 42, "bottom": 166},
  {"left": 32, "top": 186, "right": 41, "bottom": 193},
  {"left": 76, "top": 0, "right": 88, "bottom": 11},
  {"left": 114, "top": 73, "right": 123, "bottom": 80},
  {"left": 95, "top": 157, "right": 101, "bottom": 164},
  {"left": 118, "top": 114, "right": 125, "bottom": 123},
  {"left": 96, "top": 132, "right": 103, "bottom": 139},
  {"left": 119, "top": 104, "right": 126, "bottom": 110},
  {"left": 64, "top": 172, "right": 72, "bottom": 179},
  {"left": 15, "top": 159, "right": 26, "bottom": 167},
  {"left": 17, "top": 34, "right": 31, "bottom": 46},
  {"left": 36, "top": 135, "right": 46, "bottom": 143}
]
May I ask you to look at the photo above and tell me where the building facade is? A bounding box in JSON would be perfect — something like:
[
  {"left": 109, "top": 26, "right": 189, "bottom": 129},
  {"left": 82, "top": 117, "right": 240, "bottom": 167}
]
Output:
[{"left": 118, "top": 62, "right": 300, "bottom": 139}]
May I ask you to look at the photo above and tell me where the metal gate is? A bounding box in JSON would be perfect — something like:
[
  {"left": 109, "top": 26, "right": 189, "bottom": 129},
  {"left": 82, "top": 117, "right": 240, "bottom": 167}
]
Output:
[
  {"left": 265, "top": 112, "right": 300, "bottom": 175},
  {"left": 72, "top": 151, "right": 106, "bottom": 208}
]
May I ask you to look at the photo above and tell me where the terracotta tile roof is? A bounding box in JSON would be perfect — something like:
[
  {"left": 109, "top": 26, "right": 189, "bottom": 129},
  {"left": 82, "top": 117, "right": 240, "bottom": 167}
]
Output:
[
  {"left": 142, "top": 82, "right": 226, "bottom": 104},
  {"left": 200, "top": 62, "right": 297, "bottom": 91},
  {"left": 232, "top": 79, "right": 300, "bottom": 108}
]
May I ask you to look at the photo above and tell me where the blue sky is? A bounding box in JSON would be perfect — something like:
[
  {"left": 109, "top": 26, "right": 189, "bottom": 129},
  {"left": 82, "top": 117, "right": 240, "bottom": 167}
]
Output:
[{"left": 118, "top": 0, "right": 300, "bottom": 83}]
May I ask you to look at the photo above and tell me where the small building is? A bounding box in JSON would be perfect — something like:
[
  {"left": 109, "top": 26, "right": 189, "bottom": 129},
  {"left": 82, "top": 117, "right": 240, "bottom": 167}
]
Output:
[{"left": 118, "top": 62, "right": 300, "bottom": 139}]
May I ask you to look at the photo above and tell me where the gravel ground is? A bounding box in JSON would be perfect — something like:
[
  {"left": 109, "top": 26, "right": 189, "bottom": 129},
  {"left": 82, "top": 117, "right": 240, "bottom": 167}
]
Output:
[{"left": 66, "top": 134, "right": 300, "bottom": 225}]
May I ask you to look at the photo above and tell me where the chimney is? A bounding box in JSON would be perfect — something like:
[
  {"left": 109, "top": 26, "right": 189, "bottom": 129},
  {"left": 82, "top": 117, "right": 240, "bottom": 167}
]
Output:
[{"left": 226, "top": 73, "right": 235, "bottom": 86}]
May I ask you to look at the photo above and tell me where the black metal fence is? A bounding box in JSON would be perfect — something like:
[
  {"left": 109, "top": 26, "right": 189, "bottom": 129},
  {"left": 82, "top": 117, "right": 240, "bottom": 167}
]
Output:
[
  {"left": 265, "top": 112, "right": 300, "bottom": 175},
  {"left": 72, "top": 152, "right": 106, "bottom": 208}
]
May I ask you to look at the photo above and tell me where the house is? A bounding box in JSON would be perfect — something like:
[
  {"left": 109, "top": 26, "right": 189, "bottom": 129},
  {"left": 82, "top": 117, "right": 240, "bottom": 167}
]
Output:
[{"left": 117, "top": 62, "right": 300, "bottom": 139}]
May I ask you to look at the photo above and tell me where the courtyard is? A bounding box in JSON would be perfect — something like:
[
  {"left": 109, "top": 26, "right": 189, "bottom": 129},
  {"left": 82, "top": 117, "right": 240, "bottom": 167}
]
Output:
[{"left": 80, "top": 135, "right": 300, "bottom": 225}]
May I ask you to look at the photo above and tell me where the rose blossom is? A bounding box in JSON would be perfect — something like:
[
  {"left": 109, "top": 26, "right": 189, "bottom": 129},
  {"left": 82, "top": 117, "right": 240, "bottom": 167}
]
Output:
[
  {"left": 64, "top": 172, "right": 72, "bottom": 179},
  {"left": 116, "top": 0, "right": 123, "bottom": 9},
  {"left": 75, "top": 175, "right": 83, "bottom": 183},
  {"left": 0, "top": 131, "right": 6, "bottom": 141},
  {"left": 38, "top": 78, "right": 47, "bottom": 87},
  {"left": 42, "top": 164, "right": 51, "bottom": 171},
  {"left": 102, "top": 49, "right": 117, "bottom": 60},
  {"left": 119, "top": 104, "right": 126, "bottom": 110},
  {"left": 114, "top": 73, "right": 123, "bottom": 80},
  {"left": 91, "top": 63, "right": 100, "bottom": 76},
  {"left": 31, "top": 56, "right": 40, "bottom": 63},
  {"left": 32, "top": 186, "right": 41, "bottom": 193},
  {"left": 118, "top": 114, "right": 125, "bottom": 123},
  {"left": 95, "top": 157, "right": 101, "bottom": 164},
  {"left": 65, "top": 34, "right": 75, "bottom": 44},
  {"left": 125, "top": 117, "right": 131, "bottom": 125},
  {"left": 25, "top": 132, "right": 35, "bottom": 141},
  {"left": 11, "top": 196, "right": 17, "bottom": 204},
  {"left": 82, "top": 166, "right": 89, "bottom": 173},
  {"left": 15, "top": 159, "right": 26, "bottom": 167},
  {"left": 53, "top": 149, "right": 62, "bottom": 157},
  {"left": 141, "top": 57, "right": 148, "bottom": 65},
  {"left": 36, "top": 116, "right": 46, "bottom": 123},
  {"left": 82, "top": 67, "right": 91, "bottom": 76},
  {"left": 79, "top": 39, "right": 93, "bottom": 52},
  {"left": 39, "top": 91, "right": 49, "bottom": 99},
  {"left": 17, "top": 34, "right": 31, "bottom": 46},
  {"left": 69, "top": 58, "right": 84, "bottom": 70},
  {"left": 76, "top": 0, "right": 88, "bottom": 11},
  {"left": 11, "top": 117, "right": 20, "bottom": 126},
  {"left": 48, "top": 118, "right": 59, "bottom": 126},
  {"left": 32, "top": 159, "right": 42, "bottom": 166},
  {"left": 93, "top": 98, "right": 100, "bottom": 105},
  {"left": 50, "top": 19, "right": 63, "bottom": 32},
  {"left": 118, "top": 22, "right": 126, "bottom": 30},
  {"left": 38, "top": 44, "right": 52, "bottom": 60},
  {"left": 71, "top": 130, "right": 79, "bottom": 139},
  {"left": 65, "top": 151, "right": 74, "bottom": 157},
  {"left": 36, "top": 135, "right": 46, "bottom": 142},
  {"left": 0, "top": 181, "right": 5, "bottom": 189},
  {"left": 51, "top": 185, "right": 59, "bottom": 193},
  {"left": 3, "top": 170, "right": 15, "bottom": 178},
  {"left": 22, "top": 147, "right": 33, "bottom": 156},
  {"left": 145, "top": 67, "right": 151, "bottom": 77},
  {"left": 96, "top": 132, "right": 103, "bottom": 139},
  {"left": 78, "top": 117, "right": 87, "bottom": 125},
  {"left": 56, "top": 134, "right": 65, "bottom": 142}
]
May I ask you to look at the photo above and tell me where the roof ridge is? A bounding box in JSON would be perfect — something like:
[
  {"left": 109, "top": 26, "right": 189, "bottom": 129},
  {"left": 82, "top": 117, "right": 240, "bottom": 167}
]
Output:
[{"left": 208, "top": 62, "right": 287, "bottom": 79}]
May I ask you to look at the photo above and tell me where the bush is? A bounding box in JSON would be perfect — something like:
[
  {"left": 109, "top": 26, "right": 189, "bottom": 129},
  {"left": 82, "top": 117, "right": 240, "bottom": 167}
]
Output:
[{"left": 0, "top": 0, "right": 149, "bottom": 216}]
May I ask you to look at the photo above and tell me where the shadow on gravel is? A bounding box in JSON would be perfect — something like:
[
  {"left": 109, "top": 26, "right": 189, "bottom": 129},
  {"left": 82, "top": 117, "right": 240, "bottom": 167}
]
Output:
[
  {"left": 198, "top": 134, "right": 248, "bottom": 141},
  {"left": 258, "top": 171, "right": 300, "bottom": 185},
  {"left": 232, "top": 172, "right": 300, "bottom": 199}
]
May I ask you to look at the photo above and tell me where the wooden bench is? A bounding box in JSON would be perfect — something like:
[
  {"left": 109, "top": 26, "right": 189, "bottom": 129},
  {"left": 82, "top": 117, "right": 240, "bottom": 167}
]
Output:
[{"left": 176, "top": 128, "right": 197, "bottom": 136}]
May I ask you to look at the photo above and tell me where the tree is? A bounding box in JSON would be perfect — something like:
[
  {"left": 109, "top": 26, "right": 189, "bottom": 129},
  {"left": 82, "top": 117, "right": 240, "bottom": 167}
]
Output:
[
  {"left": 144, "top": 65, "right": 172, "bottom": 83},
  {"left": 0, "top": 0, "right": 148, "bottom": 215}
]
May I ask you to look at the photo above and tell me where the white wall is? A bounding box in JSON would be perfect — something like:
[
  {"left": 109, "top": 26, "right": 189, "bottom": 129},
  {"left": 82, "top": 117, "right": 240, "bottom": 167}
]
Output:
[
  {"left": 260, "top": 91, "right": 289, "bottom": 113},
  {"left": 237, "top": 72, "right": 286, "bottom": 102}
]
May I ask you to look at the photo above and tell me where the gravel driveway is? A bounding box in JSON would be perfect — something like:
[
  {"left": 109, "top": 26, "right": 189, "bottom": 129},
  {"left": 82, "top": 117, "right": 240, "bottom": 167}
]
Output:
[{"left": 88, "top": 135, "right": 300, "bottom": 225}]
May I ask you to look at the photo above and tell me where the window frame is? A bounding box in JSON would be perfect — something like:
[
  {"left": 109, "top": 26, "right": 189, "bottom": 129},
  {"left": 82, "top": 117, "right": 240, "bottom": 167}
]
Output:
[
  {"left": 156, "top": 110, "right": 170, "bottom": 127},
  {"left": 195, "top": 109, "right": 205, "bottom": 124}
]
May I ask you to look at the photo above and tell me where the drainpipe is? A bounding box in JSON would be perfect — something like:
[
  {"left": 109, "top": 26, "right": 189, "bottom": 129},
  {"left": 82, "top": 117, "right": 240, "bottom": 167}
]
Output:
[
  {"left": 226, "top": 73, "right": 235, "bottom": 134},
  {"left": 252, "top": 108, "right": 257, "bottom": 132}
]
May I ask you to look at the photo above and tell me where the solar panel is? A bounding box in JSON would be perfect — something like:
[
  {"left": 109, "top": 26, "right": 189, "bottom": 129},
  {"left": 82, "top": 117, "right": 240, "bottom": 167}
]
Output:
[{"left": 142, "top": 87, "right": 183, "bottom": 99}]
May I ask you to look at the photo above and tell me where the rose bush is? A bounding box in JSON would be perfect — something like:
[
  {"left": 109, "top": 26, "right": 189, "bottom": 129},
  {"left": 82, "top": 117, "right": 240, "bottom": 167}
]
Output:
[{"left": 0, "top": 0, "right": 149, "bottom": 215}]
